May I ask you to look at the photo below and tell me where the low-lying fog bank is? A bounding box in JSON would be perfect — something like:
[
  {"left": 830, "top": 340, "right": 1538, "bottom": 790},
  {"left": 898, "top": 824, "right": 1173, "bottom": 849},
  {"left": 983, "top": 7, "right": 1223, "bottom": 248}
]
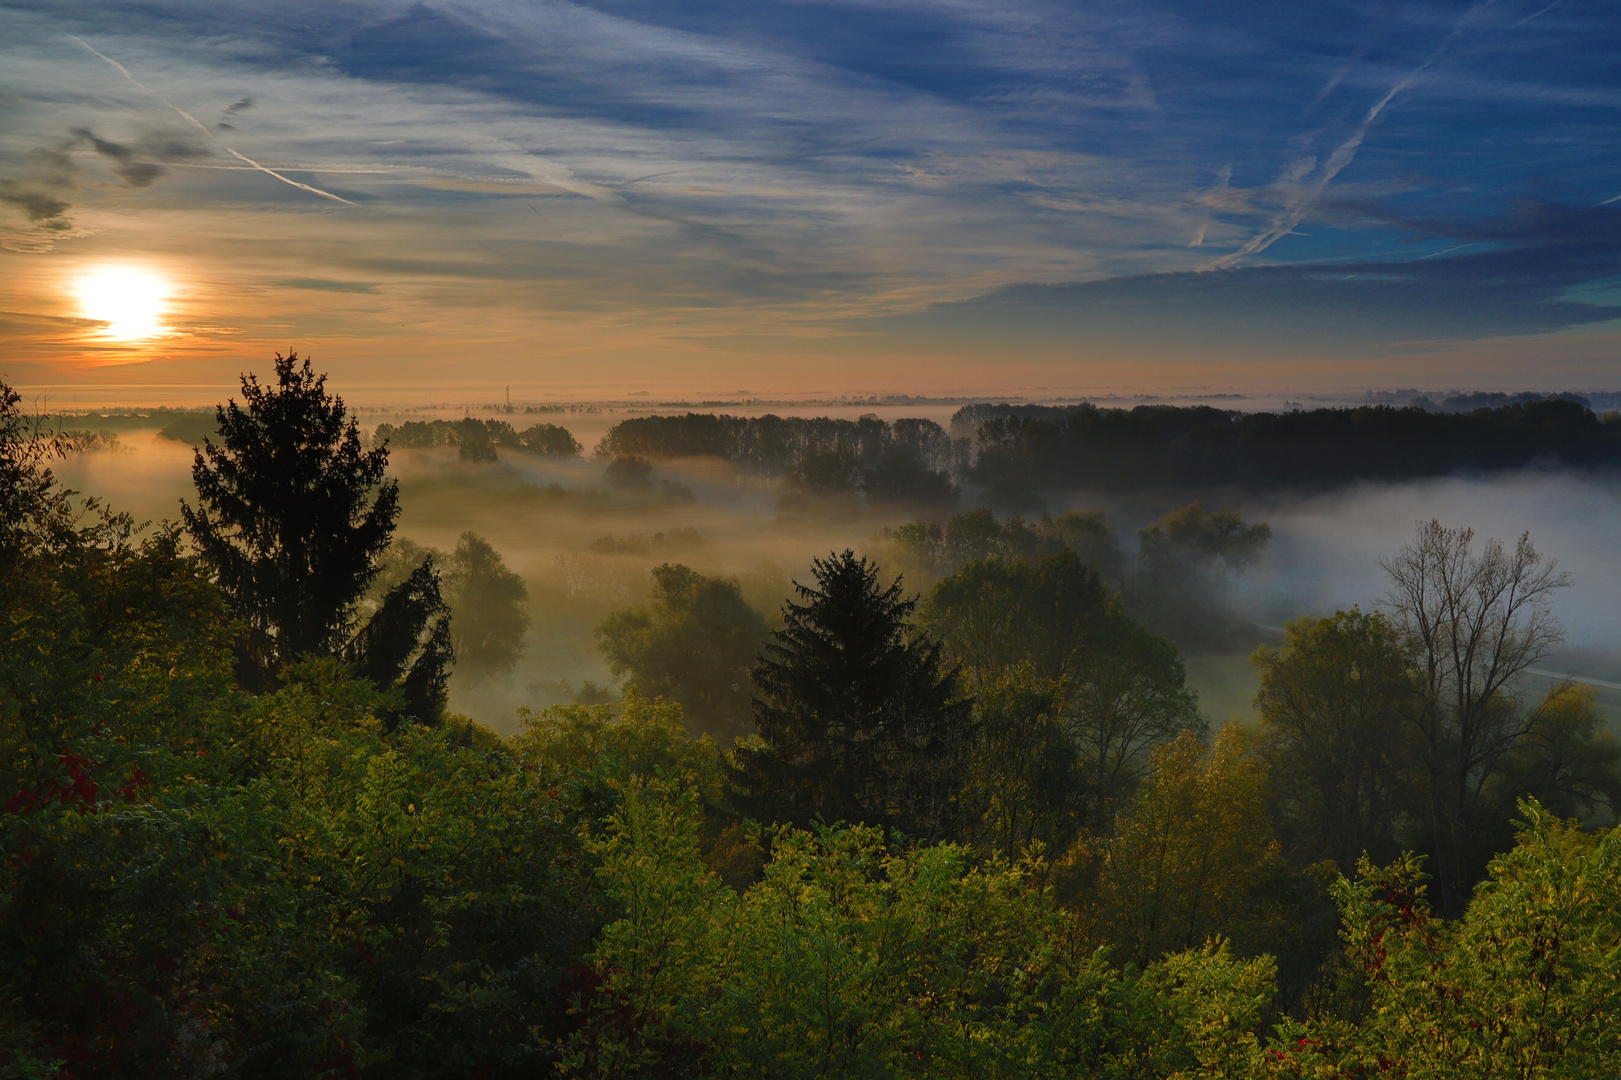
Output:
[{"left": 47, "top": 416, "right": 1621, "bottom": 735}]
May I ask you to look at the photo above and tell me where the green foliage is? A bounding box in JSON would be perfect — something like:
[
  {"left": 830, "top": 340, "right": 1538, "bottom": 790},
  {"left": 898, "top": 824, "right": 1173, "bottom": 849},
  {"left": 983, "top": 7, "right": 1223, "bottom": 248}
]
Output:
[
  {"left": 516, "top": 422, "right": 584, "bottom": 456},
  {"left": 595, "top": 564, "right": 768, "bottom": 740},
  {"left": 182, "top": 353, "right": 403, "bottom": 689},
  {"left": 1265, "top": 801, "right": 1621, "bottom": 1078},
  {"left": 1140, "top": 504, "right": 1272, "bottom": 570},
  {"left": 731, "top": 550, "right": 973, "bottom": 841},
  {"left": 454, "top": 416, "right": 499, "bottom": 462},
  {"left": 2, "top": 655, "right": 599, "bottom": 1077},
  {"left": 960, "top": 667, "right": 1088, "bottom": 860},
  {"left": 10, "top": 375, "right": 1621, "bottom": 1079},
  {"left": 1065, "top": 611, "right": 1204, "bottom": 825},
  {"left": 862, "top": 442, "right": 957, "bottom": 511},
  {"left": 0, "top": 379, "right": 76, "bottom": 573},
  {"left": 966, "top": 398, "right": 1621, "bottom": 493},
  {"left": 0, "top": 468, "right": 599, "bottom": 1075},
  {"left": 1252, "top": 610, "right": 1419, "bottom": 874},
  {"left": 346, "top": 556, "right": 454, "bottom": 726},
  {"left": 921, "top": 552, "right": 1200, "bottom": 836},
  {"left": 367, "top": 531, "right": 529, "bottom": 690},
  {"left": 604, "top": 455, "right": 654, "bottom": 488},
  {"left": 869, "top": 508, "right": 1125, "bottom": 592},
  {"left": 443, "top": 531, "right": 530, "bottom": 677},
  {"left": 512, "top": 688, "right": 727, "bottom": 805},
  {"left": 920, "top": 551, "right": 1111, "bottom": 687},
  {"left": 565, "top": 779, "right": 1278, "bottom": 1080},
  {"left": 596, "top": 413, "right": 958, "bottom": 514},
  {"left": 596, "top": 412, "right": 957, "bottom": 481},
  {"left": 1080, "top": 729, "right": 1294, "bottom": 967},
  {"left": 1490, "top": 684, "right": 1621, "bottom": 830}
]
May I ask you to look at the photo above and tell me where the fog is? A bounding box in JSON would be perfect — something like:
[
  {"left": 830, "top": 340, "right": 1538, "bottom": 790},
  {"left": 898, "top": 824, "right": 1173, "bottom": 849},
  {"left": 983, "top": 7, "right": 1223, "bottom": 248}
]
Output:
[
  {"left": 1249, "top": 470, "right": 1621, "bottom": 656},
  {"left": 45, "top": 412, "right": 1621, "bottom": 734}
]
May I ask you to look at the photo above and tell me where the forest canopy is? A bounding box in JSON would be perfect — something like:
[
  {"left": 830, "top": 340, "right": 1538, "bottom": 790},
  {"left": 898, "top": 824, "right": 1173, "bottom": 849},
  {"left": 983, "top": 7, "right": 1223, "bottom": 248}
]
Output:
[{"left": 5, "top": 363, "right": 1621, "bottom": 1078}]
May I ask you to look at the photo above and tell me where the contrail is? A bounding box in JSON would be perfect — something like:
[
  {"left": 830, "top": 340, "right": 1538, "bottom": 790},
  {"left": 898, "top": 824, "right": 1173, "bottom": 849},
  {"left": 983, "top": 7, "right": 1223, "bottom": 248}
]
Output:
[
  {"left": 1188, "top": 164, "right": 1232, "bottom": 248},
  {"left": 69, "top": 34, "right": 357, "bottom": 206},
  {"left": 1208, "top": 0, "right": 1502, "bottom": 270},
  {"left": 1206, "top": 74, "right": 1415, "bottom": 269},
  {"left": 1511, "top": 0, "right": 1564, "bottom": 28},
  {"left": 218, "top": 147, "right": 357, "bottom": 205}
]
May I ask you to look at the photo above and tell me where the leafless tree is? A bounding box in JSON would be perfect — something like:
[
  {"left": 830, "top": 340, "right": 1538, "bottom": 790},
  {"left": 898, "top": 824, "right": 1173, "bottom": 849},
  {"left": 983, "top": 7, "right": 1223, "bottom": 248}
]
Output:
[{"left": 1380, "top": 519, "right": 1571, "bottom": 914}]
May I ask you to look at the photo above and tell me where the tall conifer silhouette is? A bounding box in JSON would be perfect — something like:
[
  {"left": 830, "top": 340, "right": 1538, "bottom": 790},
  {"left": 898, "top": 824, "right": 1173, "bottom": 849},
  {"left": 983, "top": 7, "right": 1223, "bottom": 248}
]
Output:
[
  {"left": 731, "top": 549, "right": 971, "bottom": 840},
  {"left": 184, "top": 353, "right": 450, "bottom": 721}
]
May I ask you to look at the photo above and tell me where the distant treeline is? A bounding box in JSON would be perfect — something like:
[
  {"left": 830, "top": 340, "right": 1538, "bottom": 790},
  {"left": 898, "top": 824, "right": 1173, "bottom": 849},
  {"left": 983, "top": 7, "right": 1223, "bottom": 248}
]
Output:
[
  {"left": 374, "top": 417, "right": 582, "bottom": 461},
  {"left": 1410, "top": 390, "right": 1599, "bottom": 413},
  {"left": 960, "top": 399, "right": 1621, "bottom": 492},
  {"left": 596, "top": 412, "right": 963, "bottom": 476}
]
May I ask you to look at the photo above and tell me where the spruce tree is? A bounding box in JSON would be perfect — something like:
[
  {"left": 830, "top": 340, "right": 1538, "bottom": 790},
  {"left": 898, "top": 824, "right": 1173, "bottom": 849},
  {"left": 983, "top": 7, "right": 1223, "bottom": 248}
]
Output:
[
  {"left": 183, "top": 353, "right": 450, "bottom": 718},
  {"left": 731, "top": 549, "right": 971, "bottom": 840}
]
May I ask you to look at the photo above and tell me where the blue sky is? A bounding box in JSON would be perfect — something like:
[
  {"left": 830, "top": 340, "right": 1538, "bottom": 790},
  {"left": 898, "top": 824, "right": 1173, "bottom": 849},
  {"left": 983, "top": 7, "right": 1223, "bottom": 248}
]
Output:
[{"left": 0, "top": 0, "right": 1617, "bottom": 396}]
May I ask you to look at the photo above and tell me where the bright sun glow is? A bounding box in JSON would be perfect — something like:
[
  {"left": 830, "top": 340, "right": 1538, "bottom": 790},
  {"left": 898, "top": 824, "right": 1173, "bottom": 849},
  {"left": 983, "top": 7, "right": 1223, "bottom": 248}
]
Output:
[{"left": 75, "top": 267, "right": 171, "bottom": 341}]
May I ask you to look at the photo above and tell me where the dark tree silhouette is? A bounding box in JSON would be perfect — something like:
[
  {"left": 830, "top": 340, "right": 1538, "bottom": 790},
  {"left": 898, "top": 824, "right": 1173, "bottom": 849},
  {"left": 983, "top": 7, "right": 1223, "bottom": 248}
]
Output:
[
  {"left": 183, "top": 353, "right": 449, "bottom": 717},
  {"left": 444, "top": 531, "right": 530, "bottom": 677},
  {"left": 345, "top": 557, "right": 455, "bottom": 728},
  {"left": 730, "top": 550, "right": 972, "bottom": 840},
  {"left": 596, "top": 563, "right": 768, "bottom": 741},
  {"left": 0, "top": 379, "right": 63, "bottom": 573},
  {"left": 1381, "top": 520, "right": 1570, "bottom": 914}
]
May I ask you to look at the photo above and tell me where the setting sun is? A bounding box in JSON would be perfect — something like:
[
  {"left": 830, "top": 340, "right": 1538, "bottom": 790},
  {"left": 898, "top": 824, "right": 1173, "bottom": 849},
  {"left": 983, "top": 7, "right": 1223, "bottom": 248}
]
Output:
[{"left": 75, "top": 267, "right": 170, "bottom": 340}]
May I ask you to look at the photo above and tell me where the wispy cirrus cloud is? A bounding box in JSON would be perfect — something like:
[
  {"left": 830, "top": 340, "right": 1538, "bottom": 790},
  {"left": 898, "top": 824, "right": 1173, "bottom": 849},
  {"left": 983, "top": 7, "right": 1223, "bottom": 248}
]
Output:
[
  {"left": 0, "top": 0, "right": 1615, "bottom": 388},
  {"left": 867, "top": 199, "right": 1621, "bottom": 357}
]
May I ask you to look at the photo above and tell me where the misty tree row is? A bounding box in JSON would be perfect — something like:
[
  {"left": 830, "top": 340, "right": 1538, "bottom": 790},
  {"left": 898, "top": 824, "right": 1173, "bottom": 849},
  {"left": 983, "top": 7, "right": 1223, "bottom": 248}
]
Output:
[
  {"left": 596, "top": 411, "right": 966, "bottom": 477},
  {"left": 963, "top": 398, "right": 1621, "bottom": 492},
  {"left": 591, "top": 399, "right": 1621, "bottom": 501},
  {"left": 374, "top": 416, "right": 583, "bottom": 461}
]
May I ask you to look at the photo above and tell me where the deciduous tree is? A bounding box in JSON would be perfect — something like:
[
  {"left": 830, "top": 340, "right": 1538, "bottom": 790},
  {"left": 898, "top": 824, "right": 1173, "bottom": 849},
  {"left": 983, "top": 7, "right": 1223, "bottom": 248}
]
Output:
[
  {"left": 1132, "top": 504, "right": 1270, "bottom": 649},
  {"left": 919, "top": 550, "right": 1111, "bottom": 688},
  {"left": 920, "top": 551, "right": 1200, "bottom": 828},
  {"left": 1380, "top": 519, "right": 1570, "bottom": 914},
  {"left": 596, "top": 563, "right": 767, "bottom": 740},
  {"left": 1252, "top": 609, "right": 1418, "bottom": 874},
  {"left": 1083, "top": 728, "right": 1286, "bottom": 966},
  {"left": 444, "top": 531, "right": 530, "bottom": 677}
]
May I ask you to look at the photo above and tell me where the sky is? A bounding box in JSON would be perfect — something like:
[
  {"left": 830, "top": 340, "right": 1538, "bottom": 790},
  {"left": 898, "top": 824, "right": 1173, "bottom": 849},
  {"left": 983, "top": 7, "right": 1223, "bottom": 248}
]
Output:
[{"left": 0, "top": 0, "right": 1618, "bottom": 401}]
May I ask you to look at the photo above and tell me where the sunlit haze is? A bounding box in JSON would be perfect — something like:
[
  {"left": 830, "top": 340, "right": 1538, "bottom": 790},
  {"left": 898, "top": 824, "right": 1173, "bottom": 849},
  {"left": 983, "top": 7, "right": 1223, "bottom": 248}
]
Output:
[{"left": 74, "top": 266, "right": 169, "bottom": 341}]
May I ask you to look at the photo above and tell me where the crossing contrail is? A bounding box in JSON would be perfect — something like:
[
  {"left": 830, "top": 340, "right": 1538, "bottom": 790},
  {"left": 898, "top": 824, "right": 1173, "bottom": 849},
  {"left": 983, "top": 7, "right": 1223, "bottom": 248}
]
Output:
[{"left": 69, "top": 34, "right": 357, "bottom": 206}]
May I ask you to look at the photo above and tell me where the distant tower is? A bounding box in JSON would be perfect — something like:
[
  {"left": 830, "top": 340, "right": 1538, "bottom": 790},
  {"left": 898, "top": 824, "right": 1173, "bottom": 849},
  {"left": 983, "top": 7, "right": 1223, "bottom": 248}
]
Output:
[{"left": 505, "top": 385, "right": 512, "bottom": 412}]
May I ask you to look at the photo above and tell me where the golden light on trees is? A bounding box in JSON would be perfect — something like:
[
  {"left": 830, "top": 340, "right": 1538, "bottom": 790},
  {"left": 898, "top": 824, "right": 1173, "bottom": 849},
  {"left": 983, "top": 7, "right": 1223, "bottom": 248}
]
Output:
[{"left": 74, "top": 266, "right": 171, "bottom": 341}]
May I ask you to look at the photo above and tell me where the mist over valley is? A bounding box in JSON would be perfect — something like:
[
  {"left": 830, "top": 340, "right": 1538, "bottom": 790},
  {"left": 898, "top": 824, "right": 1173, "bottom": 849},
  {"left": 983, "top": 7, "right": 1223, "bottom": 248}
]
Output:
[{"left": 42, "top": 395, "right": 1621, "bottom": 733}]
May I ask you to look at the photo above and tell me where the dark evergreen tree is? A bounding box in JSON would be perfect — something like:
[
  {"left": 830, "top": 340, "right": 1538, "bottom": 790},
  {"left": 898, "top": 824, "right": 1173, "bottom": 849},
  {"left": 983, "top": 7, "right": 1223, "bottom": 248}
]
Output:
[
  {"left": 731, "top": 550, "right": 972, "bottom": 840},
  {"left": 183, "top": 353, "right": 449, "bottom": 715},
  {"left": 345, "top": 557, "right": 455, "bottom": 727}
]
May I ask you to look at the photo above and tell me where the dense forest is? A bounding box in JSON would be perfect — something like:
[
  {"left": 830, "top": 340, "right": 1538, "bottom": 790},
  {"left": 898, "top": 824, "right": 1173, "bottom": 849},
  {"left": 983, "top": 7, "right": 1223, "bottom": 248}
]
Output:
[
  {"left": 5, "top": 358, "right": 1621, "bottom": 1078},
  {"left": 593, "top": 398, "right": 1621, "bottom": 502}
]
